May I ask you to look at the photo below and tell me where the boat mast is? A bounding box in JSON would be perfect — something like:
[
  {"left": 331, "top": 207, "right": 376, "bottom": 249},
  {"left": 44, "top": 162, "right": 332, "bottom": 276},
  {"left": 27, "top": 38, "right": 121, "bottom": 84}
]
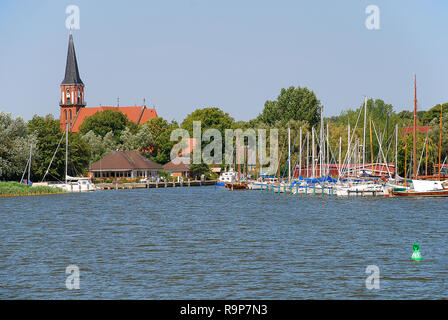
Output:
[
  {"left": 363, "top": 96, "right": 367, "bottom": 174},
  {"left": 338, "top": 137, "right": 342, "bottom": 179},
  {"left": 370, "top": 118, "right": 374, "bottom": 175},
  {"left": 306, "top": 132, "right": 309, "bottom": 178},
  {"left": 259, "top": 139, "right": 262, "bottom": 178},
  {"left": 288, "top": 126, "right": 291, "bottom": 182},
  {"left": 413, "top": 75, "right": 418, "bottom": 179},
  {"left": 395, "top": 123, "right": 398, "bottom": 179},
  {"left": 347, "top": 123, "right": 350, "bottom": 177},
  {"left": 439, "top": 104, "right": 443, "bottom": 180},
  {"left": 404, "top": 145, "right": 407, "bottom": 186},
  {"left": 326, "top": 121, "right": 329, "bottom": 177},
  {"left": 312, "top": 127, "right": 315, "bottom": 178},
  {"left": 28, "top": 143, "right": 32, "bottom": 183},
  {"left": 299, "top": 127, "right": 302, "bottom": 178},
  {"left": 65, "top": 123, "right": 68, "bottom": 184},
  {"left": 320, "top": 108, "right": 324, "bottom": 178},
  {"left": 238, "top": 132, "right": 241, "bottom": 181},
  {"left": 355, "top": 138, "right": 358, "bottom": 176},
  {"left": 425, "top": 130, "right": 428, "bottom": 176}
]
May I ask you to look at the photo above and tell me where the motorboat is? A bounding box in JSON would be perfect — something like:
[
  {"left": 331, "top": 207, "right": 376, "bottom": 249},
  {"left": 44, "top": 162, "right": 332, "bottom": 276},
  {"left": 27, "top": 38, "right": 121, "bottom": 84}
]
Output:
[{"left": 51, "top": 176, "right": 96, "bottom": 192}]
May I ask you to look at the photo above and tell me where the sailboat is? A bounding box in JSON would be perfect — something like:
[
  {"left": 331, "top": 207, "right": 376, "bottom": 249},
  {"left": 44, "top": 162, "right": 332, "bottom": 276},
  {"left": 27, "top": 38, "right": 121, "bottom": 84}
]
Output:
[
  {"left": 392, "top": 76, "right": 448, "bottom": 197},
  {"left": 225, "top": 132, "right": 248, "bottom": 190},
  {"left": 46, "top": 124, "right": 96, "bottom": 192},
  {"left": 20, "top": 143, "right": 34, "bottom": 185}
]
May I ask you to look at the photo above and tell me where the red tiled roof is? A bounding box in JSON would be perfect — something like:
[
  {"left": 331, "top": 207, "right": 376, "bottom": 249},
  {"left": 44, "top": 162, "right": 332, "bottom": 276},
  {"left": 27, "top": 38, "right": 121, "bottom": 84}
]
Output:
[
  {"left": 162, "top": 157, "right": 191, "bottom": 172},
  {"left": 71, "top": 106, "right": 158, "bottom": 132},
  {"left": 139, "top": 108, "right": 159, "bottom": 124},
  {"left": 403, "top": 126, "right": 432, "bottom": 136}
]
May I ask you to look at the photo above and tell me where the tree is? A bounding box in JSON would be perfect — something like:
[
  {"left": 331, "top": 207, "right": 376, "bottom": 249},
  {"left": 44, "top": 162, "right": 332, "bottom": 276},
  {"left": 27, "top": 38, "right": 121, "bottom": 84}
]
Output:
[
  {"left": 27, "top": 115, "right": 90, "bottom": 181},
  {"left": 78, "top": 110, "right": 131, "bottom": 140},
  {"left": 120, "top": 127, "right": 140, "bottom": 151},
  {"left": 181, "top": 108, "right": 234, "bottom": 166},
  {"left": 0, "top": 112, "right": 37, "bottom": 181},
  {"left": 420, "top": 103, "right": 448, "bottom": 125},
  {"left": 257, "top": 86, "right": 322, "bottom": 127},
  {"left": 190, "top": 162, "right": 211, "bottom": 180},
  {"left": 141, "top": 117, "right": 179, "bottom": 164},
  {"left": 181, "top": 107, "right": 234, "bottom": 136},
  {"left": 81, "top": 130, "right": 118, "bottom": 163}
]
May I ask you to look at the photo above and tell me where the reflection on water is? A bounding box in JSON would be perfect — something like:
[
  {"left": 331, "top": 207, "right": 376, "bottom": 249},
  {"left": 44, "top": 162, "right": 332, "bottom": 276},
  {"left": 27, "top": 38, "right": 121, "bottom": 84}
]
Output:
[{"left": 0, "top": 187, "right": 447, "bottom": 299}]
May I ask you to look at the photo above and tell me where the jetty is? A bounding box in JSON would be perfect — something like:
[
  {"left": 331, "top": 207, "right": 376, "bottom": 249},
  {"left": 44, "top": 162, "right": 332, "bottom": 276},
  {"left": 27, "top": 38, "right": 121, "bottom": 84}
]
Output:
[{"left": 98, "top": 180, "right": 216, "bottom": 190}]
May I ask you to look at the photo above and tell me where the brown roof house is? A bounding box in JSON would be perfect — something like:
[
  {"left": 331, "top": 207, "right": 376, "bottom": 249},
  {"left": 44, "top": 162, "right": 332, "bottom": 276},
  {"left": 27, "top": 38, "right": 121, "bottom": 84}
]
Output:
[
  {"left": 89, "top": 150, "right": 162, "bottom": 179},
  {"left": 162, "top": 156, "right": 191, "bottom": 177}
]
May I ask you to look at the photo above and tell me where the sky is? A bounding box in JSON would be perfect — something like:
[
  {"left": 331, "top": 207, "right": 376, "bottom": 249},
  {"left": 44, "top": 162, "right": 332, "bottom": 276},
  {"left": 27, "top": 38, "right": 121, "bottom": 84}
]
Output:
[{"left": 0, "top": 0, "right": 447, "bottom": 123}]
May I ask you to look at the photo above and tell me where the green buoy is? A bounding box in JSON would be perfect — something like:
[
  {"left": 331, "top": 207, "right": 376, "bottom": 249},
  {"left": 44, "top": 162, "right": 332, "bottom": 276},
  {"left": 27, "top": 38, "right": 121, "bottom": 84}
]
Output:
[{"left": 411, "top": 241, "right": 422, "bottom": 261}]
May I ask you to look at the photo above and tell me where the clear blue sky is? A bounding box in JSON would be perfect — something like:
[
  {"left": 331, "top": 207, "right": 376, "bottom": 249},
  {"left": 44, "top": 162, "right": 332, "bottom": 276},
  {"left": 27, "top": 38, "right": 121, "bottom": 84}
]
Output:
[{"left": 1, "top": 0, "right": 447, "bottom": 123}]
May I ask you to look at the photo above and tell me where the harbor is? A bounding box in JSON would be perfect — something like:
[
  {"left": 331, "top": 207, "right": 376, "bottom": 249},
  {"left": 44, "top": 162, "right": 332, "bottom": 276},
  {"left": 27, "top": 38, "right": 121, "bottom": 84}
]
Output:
[{"left": 1, "top": 1, "right": 447, "bottom": 303}]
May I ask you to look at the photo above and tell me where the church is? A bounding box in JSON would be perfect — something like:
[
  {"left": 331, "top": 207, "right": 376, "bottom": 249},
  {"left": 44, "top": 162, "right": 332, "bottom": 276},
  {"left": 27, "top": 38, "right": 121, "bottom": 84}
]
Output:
[{"left": 59, "top": 33, "right": 158, "bottom": 132}]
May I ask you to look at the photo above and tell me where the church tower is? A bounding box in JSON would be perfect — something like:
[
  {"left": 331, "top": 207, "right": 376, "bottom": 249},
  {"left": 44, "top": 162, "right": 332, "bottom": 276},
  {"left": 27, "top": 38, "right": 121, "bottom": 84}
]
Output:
[{"left": 60, "top": 32, "right": 85, "bottom": 131}]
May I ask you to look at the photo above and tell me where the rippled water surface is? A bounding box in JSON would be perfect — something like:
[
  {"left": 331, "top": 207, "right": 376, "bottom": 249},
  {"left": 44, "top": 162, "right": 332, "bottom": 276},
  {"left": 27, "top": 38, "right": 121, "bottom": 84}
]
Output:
[{"left": 1, "top": 186, "right": 447, "bottom": 299}]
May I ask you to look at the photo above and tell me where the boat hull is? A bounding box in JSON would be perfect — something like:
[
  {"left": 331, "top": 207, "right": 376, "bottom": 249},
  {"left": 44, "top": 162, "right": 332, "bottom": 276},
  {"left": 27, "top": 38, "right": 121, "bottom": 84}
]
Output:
[
  {"left": 225, "top": 182, "right": 248, "bottom": 190},
  {"left": 391, "top": 189, "right": 448, "bottom": 197}
]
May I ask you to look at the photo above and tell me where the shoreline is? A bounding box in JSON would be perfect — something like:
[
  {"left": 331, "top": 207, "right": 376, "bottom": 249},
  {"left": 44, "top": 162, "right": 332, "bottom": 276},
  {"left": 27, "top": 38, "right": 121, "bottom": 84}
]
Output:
[
  {"left": 0, "top": 182, "right": 66, "bottom": 198},
  {"left": 0, "top": 192, "right": 66, "bottom": 198}
]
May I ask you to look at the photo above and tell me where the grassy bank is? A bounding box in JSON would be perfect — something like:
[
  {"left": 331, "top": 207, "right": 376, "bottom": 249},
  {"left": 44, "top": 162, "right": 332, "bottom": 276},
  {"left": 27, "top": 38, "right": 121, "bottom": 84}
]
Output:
[{"left": 0, "top": 181, "right": 65, "bottom": 197}]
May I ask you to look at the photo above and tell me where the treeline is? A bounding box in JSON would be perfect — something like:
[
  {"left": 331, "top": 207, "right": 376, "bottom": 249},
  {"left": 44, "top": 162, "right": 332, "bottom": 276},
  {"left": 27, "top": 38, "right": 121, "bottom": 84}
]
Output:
[{"left": 1, "top": 85, "right": 447, "bottom": 181}]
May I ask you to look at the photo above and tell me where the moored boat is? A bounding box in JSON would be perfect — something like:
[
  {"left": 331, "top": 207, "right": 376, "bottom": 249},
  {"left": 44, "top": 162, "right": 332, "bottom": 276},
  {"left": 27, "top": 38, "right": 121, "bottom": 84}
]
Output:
[
  {"left": 225, "top": 181, "right": 248, "bottom": 190},
  {"left": 391, "top": 179, "right": 448, "bottom": 197}
]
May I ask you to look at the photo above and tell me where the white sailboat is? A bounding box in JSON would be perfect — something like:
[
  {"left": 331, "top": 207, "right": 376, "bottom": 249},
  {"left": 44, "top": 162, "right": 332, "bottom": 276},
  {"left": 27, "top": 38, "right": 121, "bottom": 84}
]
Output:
[{"left": 44, "top": 124, "right": 96, "bottom": 192}]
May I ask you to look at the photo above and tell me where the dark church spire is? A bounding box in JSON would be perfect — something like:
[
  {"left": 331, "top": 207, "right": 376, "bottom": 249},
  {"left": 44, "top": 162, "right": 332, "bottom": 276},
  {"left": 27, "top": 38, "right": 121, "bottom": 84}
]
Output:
[{"left": 61, "top": 33, "right": 84, "bottom": 86}]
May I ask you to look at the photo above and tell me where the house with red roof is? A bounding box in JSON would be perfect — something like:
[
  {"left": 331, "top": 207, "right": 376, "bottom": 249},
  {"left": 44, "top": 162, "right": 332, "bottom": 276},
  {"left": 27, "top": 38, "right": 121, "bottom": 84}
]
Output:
[
  {"left": 59, "top": 33, "right": 158, "bottom": 132},
  {"left": 403, "top": 126, "right": 432, "bottom": 136}
]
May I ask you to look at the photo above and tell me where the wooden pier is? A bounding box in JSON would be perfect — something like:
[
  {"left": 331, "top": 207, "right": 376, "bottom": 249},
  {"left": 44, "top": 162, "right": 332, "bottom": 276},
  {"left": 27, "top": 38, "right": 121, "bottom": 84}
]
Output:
[{"left": 99, "top": 180, "right": 216, "bottom": 190}]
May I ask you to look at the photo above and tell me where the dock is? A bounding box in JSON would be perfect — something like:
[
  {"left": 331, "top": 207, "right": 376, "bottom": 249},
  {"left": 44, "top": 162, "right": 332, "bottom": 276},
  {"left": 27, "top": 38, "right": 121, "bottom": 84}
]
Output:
[{"left": 99, "top": 180, "right": 216, "bottom": 190}]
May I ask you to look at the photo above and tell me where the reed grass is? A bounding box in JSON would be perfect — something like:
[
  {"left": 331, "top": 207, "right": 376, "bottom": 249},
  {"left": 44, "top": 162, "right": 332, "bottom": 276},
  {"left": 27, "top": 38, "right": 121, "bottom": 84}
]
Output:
[{"left": 0, "top": 181, "right": 65, "bottom": 197}]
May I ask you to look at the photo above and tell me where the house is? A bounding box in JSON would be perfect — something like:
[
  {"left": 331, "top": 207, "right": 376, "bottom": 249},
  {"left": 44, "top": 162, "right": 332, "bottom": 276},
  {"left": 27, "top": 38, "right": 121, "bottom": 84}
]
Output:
[
  {"left": 403, "top": 126, "right": 432, "bottom": 136},
  {"left": 162, "top": 157, "right": 191, "bottom": 177},
  {"left": 59, "top": 33, "right": 158, "bottom": 132},
  {"left": 89, "top": 150, "right": 162, "bottom": 179}
]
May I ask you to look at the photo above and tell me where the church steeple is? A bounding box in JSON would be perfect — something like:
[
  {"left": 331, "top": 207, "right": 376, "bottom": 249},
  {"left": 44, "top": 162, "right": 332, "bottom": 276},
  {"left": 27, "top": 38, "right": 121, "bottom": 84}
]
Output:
[
  {"left": 61, "top": 33, "right": 84, "bottom": 86},
  {"left": 60, "top": 32, "right": 85, "bottom": 131}
]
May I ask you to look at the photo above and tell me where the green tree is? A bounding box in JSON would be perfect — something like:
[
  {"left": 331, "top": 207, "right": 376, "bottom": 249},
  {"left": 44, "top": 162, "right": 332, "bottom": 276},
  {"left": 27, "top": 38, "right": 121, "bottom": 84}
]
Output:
[
  {"left": 181, "top": 107, "right": 234, "bottom": 136},
  {"left": 0, "top": 112, "right": 37, "bottom": 181},
  {"left": 142, "top": 117, "right": 179, "bottom": 164},
  {"left": 190, "top": 162, "right": 211, "bottom": 180},
  {"left": 181, "top": 108, "right": 234, "bottom": 166},
  {"left": 81, "top": 130, "right": 119, "bottom": 163},
  {"left": 257, "top": 86, "right": 322, "bottom": 127},
  {"left": 120, "top": 127, "right": 140, "bottom": 151},
  {"left": 78, "top": 110, "right": 131, "bottom": 140},
  {"left": 27, "top": 115, "right": 90, "bottom": 181},
  {"left": 420, "top": 103, "right": 448, "bottom": 125}
]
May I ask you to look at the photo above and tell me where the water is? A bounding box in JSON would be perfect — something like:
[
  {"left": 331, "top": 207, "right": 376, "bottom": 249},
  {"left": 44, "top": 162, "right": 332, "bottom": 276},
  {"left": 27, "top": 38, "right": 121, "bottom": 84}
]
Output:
[{"left": 0, "top": 186, "right": 447, "bottom": 299}]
